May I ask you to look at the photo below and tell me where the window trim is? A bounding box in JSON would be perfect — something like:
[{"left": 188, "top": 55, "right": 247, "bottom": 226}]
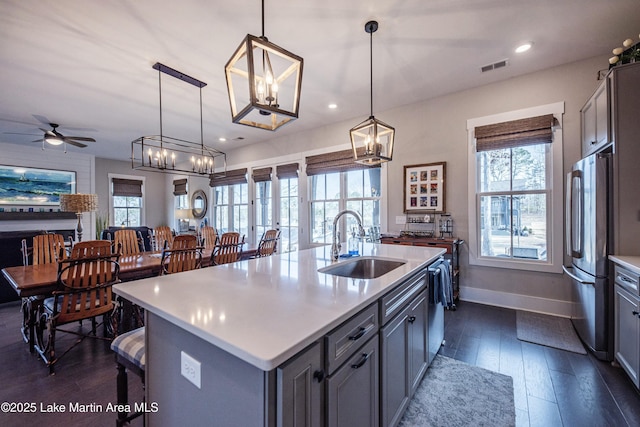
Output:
[
  {"left": 466, "top": 102, "right": 564, "bottom": 273},
  {"left": 108, "top": 173, "right": 146, "bottom": 227}
]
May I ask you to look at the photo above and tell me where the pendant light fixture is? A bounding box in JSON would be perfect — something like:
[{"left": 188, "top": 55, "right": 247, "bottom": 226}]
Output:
[
  {"left": 225, "top": 0, "right": 303, "bottom": 131},
  {"left": 350, "top": 20, "right": 395, "bottom": 166},
  {"left": 131, "top": 63, "right": 226, "bottom": 177}
]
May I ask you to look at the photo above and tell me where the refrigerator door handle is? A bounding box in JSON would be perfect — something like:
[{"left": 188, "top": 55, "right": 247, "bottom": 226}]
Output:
[
  {"left": 567, "top": 170, "right": 584, "bottom": 259},
  {"left": 562, "top": 265, "right": 595, "bottom": 285}
]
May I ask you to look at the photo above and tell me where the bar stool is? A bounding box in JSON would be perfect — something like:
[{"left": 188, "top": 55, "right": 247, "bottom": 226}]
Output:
[{"left": 111, "top": 326, "right": 146, "bottom": 426}]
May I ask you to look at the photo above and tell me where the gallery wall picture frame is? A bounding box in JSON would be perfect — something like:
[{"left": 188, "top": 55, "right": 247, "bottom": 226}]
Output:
[
  {"left": 0, "top": 165, "right": 76, "bottom": 206},
  {"left": 403, "top": 162, "right": 446, "bottom": 213}
]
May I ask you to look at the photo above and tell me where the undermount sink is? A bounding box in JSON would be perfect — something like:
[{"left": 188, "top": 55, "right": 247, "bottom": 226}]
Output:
[{"left": 318, "top": 256, "right": 406, "bottom": 279}]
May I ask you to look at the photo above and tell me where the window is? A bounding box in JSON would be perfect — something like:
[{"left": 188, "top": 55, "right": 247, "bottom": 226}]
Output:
[
  {"left": 277, "top": 163, "right": 299, "bottom": 253},
  {"left": 467, "top": 102, "right": 564, "bottom": 273},
  {"left": 211, "top": 168, "right": 249, "bottom": 237},
  {"left": 253, "top": 167, "right": 273, "bottom": 242},
  {"left": 309, "top": 169, "right": 382, "bottom": 245},
  {"left": 111, "top": 177, "right": 144, "bottom": 227}
]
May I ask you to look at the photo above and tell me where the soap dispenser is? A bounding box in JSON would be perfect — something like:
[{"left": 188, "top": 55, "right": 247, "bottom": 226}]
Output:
[{"left": 348, "top": 230, "right": 359, "bottom": 256}]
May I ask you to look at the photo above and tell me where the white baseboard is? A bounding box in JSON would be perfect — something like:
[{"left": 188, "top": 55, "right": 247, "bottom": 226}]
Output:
[{"left": 460, "top": 286, "right": 573, "bottom": 318}]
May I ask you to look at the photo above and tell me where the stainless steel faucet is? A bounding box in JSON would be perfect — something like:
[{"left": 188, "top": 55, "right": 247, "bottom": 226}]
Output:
[{"left": 331, "top": 210, "right": 366, "bottom": 261}]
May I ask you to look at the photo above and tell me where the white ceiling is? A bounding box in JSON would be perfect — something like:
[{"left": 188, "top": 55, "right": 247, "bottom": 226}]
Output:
[{"left": 1, "top": 0, "right": 639, "bottom": 162}]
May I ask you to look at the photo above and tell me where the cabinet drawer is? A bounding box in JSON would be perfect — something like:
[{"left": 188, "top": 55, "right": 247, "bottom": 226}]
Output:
[
  {"left": 412, "top": 241, "right": 452, "bottom": 254},
  {"left": 615, "top": 265, "right": 639, "bottom": 295},
  {"left": 379, "top": 268, "right": 427, "bottom": 325},
  {"left": 325, "top": 304, "right": 378, "bottom": 375}
]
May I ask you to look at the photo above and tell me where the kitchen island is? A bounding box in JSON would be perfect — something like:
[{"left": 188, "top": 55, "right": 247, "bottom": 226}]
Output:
[{"left": 114, "top": 243, "right": 445, "bottom": 426}]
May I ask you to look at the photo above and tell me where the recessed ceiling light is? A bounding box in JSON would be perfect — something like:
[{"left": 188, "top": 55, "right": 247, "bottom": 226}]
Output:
[
  {"left": 218, "top": 137, "right": 227, "bottom": 142},
  {"left": 328, "top": 103, "right": 338, "bottom": 109},
  {"left": 515, "top": 43, "right": 532, "bottom": 53}
]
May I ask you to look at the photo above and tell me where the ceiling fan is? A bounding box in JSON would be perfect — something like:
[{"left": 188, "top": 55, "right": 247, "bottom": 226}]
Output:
[{"left": 37, "top": 123, "right": 96, "bottom": 148}]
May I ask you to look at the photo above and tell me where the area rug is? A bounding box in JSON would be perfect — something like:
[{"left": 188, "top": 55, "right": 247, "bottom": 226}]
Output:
[
  {"left": 516, "top": 310, "right": 587, "bottom": 354},
  {"left": 399, "top": 355, "right": 515, "bottom": 427}
]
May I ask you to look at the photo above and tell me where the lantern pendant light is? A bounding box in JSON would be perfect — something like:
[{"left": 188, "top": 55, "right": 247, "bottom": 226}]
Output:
[
  {"left": 350, "top": 20, "right": 395, "bottom": 165},
  {"left": 225, "top": 0, "right": 304, "bottom": 131}
]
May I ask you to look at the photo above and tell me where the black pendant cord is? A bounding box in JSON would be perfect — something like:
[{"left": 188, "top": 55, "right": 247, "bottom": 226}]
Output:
[
  {"left": 261, "top": 0, "right": 265, "bottom": 38},
  {"left": 158, "top": 67, "right": 163, "bottom": 143},
  {"left": 369, "top": 28, "right": 373, "bottom": 118},
  {"left": 200, "top": 86, "right": 204, "bottom": 155}
]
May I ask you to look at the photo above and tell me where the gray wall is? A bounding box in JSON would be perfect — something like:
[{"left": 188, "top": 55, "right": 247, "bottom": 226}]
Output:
[{"left": 223, "top": 55, "right": 607, "bottom": 314}]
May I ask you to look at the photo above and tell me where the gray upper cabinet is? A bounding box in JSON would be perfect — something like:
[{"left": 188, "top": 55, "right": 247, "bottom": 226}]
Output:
[{"left": 581, "top": 76, "right": 609, "bottom": 158}]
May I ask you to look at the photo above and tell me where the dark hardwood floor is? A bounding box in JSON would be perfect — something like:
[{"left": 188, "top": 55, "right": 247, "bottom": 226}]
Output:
[
  {"left": 0, "top": 300, "right": 638, "bottom": 426},
  {"left": 441, "top": 301, "right": 640, "bottom": 427}
]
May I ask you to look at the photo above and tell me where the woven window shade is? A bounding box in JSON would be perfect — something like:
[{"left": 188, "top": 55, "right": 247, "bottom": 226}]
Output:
[
  {"left": 252, "top": 167, "right": 272, "bottom": 182},
  {"left": 475, "top": 114, "right": 555, "bottom": 152},
  {"left": 209, "top": 168, "right": 248, "bottom": 187},
  {"left": 276, "top": 163, "right": 299, "bottom": 179},
  {"left": 112, "top": 178, "right": 143, "bottom": 197},
  {"left": 173, "top": 179, "right": 188, "bottom": 196},
  {"left": 306, "top": 147, "right": 380, "bottom": 177}
]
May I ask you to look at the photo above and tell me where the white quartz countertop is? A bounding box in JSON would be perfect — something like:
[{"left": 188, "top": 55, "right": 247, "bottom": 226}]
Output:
[
  {"left": 609, "top": 255, "right": 640, "bottom": 275},
  {"left": 113, "top": 243, "right": 444, "bottom": 371}
]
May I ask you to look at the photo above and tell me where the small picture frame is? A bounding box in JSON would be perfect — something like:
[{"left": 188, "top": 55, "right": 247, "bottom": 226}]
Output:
[{"left": 403, "top": 162, "right": 446, "bottom": 213}]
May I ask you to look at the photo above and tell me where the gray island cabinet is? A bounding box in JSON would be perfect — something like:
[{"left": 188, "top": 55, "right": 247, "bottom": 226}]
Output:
[{"left": 114, "top": 243, "right": 445, "bottom": 427}]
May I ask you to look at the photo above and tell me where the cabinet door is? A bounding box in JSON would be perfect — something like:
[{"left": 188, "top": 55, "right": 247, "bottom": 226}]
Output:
[
  {"left": 327, "top": 335, "right": 379, "bottom": 427},
  {"left": 380, "top": 308, "right": 410, "bottom": 427},
  {"left": 581, "top": 81, "right": 609, "bottom": 157},
  {"left": 615, "top": 285, "right": 640, "bottom": 388},
  {"left": 277, "top": 341, "right": 324, "bottom": 427},
  {"left": 408, "top": 291, "right": 428, "bottom": 395}
]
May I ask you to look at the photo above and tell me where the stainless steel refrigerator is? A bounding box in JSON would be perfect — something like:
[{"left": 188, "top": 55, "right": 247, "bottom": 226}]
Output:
[{"left": 563, "top": 152, "right": 612, "bottom": 361}]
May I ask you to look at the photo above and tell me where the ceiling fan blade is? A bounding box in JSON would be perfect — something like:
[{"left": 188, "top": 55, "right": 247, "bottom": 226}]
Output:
[
  {"left": 32, "top": 114, "right": 52, "bottom": 126},
  {"left": 39, "top": 128, "right": 56, "bottom": 137},
  {"left": 2, "top": 132, "right": 39, "bottom": 136},
  {"left": 31, "top": 138, "right": 43, "bottom": 143},
  {"left": 65, "top": 136, "right": 96, "bottom": 142},
  {"left": 64, "top": 139, "right": 88, "bottom": 148}
]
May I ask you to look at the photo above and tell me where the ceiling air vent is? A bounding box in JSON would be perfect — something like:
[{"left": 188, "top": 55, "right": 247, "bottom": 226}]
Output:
[{"left": 481, "top": 59, "right": 509, "bottom": 73}]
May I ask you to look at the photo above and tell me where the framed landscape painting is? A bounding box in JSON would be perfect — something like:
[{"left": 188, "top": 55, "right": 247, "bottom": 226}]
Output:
[
  {"left": 403, "top": 162, "right": 446, "bottom": 213},
  {"left": 0, "top": 165, "right": 76, "bottom": 206}
]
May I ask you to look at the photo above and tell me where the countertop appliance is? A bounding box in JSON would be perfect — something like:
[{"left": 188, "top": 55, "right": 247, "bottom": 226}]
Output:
[{"left": 563, "top": 153, "right": 611, "bottom": 360}]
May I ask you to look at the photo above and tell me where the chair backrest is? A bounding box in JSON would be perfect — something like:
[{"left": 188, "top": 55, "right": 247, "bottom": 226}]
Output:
[
  {"left": 114, "top": 229, "right": 142, "bottom": 256},
  {"left": 154, "top": 226, "right": 173, "bottom": 251},
  {"left": 172, "top": 234, "right": 198, "bottom": 249},
  {"left": 21, "top": 233, "right": 68, "bottom": 266},
  {"left": 55, "top": 252, "right": 121, "bottom": 324},
  {"left": 200, "top": 226, "right": 217, "bottom": 249},
  {"left": 71, "top": 240, "right": 114, "bottom": 258},
  {"left": 212, "top": 232, "right": 242, "bottom": 265},
  {"left": 160, "top": 247, "right": 202, "bottom": 275},
  {"left": 257, "top": 229, "right": 280, "bottom": 257}
]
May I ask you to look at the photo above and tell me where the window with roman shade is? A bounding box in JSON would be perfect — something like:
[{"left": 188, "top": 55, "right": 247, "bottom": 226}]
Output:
[
  {"left": 112, "top": 178, "right": 143, "bottom": 197},
  {"left": 276, "top": 163, "right": 299, "bottom": 179},
  {"left": 252, "top": 167, "right": 272, "bottom": 182},
  {"left": 210, "top": 168, "right": 249, "bottom": 238},
  {"left": 209, "top": 168, "right": 248, "bottom": 187},
  {"left": 111, "top": 177, "right": 144, "bottom": 227},
  {"left": 173, "top": 178, "right": 188, "bottom": 195},
  {"left": 305, "top": 147, "right": 380, "bottom": 176},
  {"left": 306, "top": 148, "right": 382, "bottom": 246},
  {"left": 467, "top": 103, "right": 564, "bottom": 274}
]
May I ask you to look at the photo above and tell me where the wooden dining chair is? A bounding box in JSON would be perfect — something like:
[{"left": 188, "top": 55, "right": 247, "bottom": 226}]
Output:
[
  {"left": 153, "top": 226, "right": 173, "bottom": 251},
  {"left": 199, "top": 225, "right": 217, "bottom": 249},
  {"left": 71, "top": 239, "right": 114, "bottom": 258},
  {"left": 211, "top": 232, "right": 243, "bottom": 266},
  {"left": 160, "top": 247, "right": 202, "bottom": 275},
  {"left": 254, "top": 229, "right": 280, "bottom": 258},
  {"left": 35, "top": 249, "right": 121, "bottom": 374},
  {"left": 113, "top": 229, "right": 143, "bottom": 256},
  {"left": 171, "top": 234, "right": 198, "bottom": 249},
  {"left": 19, "top": 233, "right": 69, "bottom": 352},
  {"left": 21, "top": 233, "right": 68, "bottom": 266}
]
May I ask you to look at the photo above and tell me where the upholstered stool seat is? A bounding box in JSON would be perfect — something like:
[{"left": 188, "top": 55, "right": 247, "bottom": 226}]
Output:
[{"left": 111, "top": 327, "right": 146, "bottom": 426}]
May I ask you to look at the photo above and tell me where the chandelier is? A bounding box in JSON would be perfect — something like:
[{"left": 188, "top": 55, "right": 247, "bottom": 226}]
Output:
[
  {"left": 131, "top": 63, "right": 226, "bottom": 177},
  {"left": 350, "top": 21, "right": 395, "bottom": 166},
  {"left": 224, "top": 0, "right": 303, "bottom": 131}
]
